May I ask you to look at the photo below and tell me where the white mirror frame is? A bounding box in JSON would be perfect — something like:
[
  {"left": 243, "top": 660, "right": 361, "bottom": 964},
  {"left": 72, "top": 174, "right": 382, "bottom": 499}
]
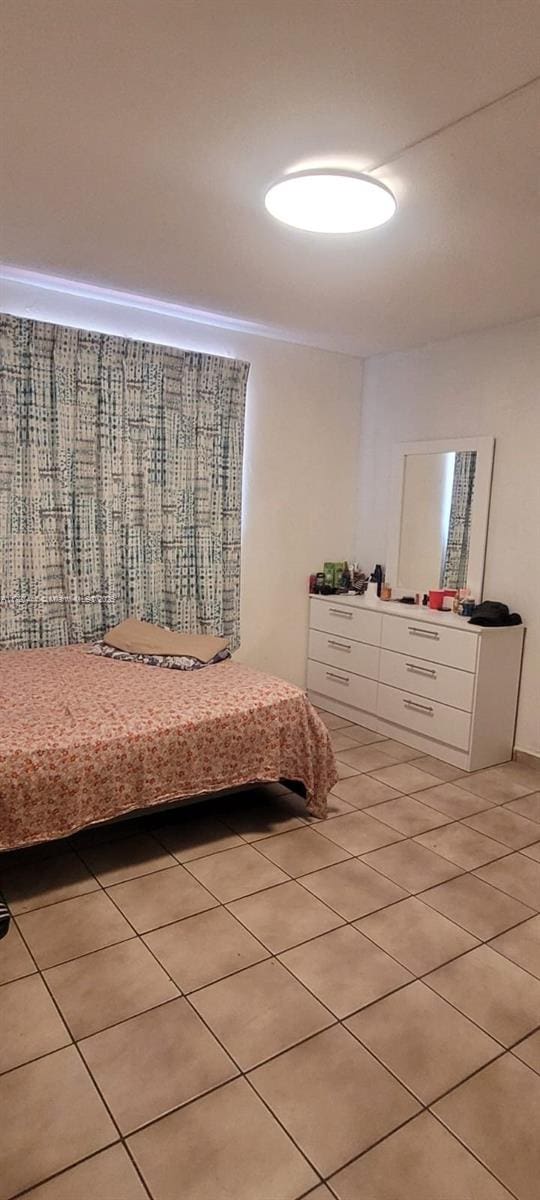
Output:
[{"left": 386, "top": 437, "right": 495, "bottom": 601}]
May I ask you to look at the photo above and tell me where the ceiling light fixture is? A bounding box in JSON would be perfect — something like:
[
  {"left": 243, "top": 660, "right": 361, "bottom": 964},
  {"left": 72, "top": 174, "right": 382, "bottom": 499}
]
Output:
[{"left": 264, "top": 169, "right": 396, "bottom": 233}]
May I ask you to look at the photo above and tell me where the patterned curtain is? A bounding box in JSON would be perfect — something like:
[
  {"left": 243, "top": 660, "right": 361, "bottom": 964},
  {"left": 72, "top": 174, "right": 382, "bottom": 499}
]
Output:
[
  {"left": 0, "top": 315, "right": 249, "bottom": 651},
  {"left": 440, "top": 450, "right": 477, "bottom": 589}
]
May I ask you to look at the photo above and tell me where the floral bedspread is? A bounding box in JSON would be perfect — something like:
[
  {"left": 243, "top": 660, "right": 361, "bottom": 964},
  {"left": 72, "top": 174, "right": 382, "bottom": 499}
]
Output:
[{"left": 0, "top": 645, "right": 336, "bottom": 850}]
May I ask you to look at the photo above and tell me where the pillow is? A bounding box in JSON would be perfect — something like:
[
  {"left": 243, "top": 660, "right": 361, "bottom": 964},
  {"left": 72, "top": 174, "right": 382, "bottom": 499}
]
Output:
[
  {"left": 103, "top": 617, "right": 228, "bottom": 662},
  {"left": 90, "top": 641, "right": 231, "bottom": 671}
]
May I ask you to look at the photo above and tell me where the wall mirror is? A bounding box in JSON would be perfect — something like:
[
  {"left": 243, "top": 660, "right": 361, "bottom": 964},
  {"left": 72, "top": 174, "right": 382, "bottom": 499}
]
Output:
[{"left": 386, "top": 437, "right": 495, "bottom": 600}]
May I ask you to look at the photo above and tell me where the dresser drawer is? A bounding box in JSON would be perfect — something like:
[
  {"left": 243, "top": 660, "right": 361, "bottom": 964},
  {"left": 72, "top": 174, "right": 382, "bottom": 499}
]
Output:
[
  {"left": 378, "top": 683, "right": 471, "bottom": 751},
  {"left": 307, "top": 658, "right": 378, "bottom": 714},
  {"left": 310, "top": 598, "right": 382, "bottom": 647},
  {"left": 381, "top": 614, "right": 478, "bottom": 672},
  {"left": 380, "top": 649, "right": 475, "bottom": 712},
  {"left": 308, "top": 629, "right": 380, "bottom": 681}
]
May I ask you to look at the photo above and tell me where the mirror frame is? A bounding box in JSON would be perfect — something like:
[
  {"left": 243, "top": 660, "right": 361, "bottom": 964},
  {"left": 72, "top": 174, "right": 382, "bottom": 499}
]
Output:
[{"left": 387, "top": 436, "right": 495, "bottom": 601}]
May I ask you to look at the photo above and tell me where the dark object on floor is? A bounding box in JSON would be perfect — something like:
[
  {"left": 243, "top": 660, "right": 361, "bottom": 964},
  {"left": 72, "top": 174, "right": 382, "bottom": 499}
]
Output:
[
  {"left": 469, "top": 601, "right": 522, "bottom": 626},
  {"left": 0, "top": 896, "right": 10, "bottom": 940}
]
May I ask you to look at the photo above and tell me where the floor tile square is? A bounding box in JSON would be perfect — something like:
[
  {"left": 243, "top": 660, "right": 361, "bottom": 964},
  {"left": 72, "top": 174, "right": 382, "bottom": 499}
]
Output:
[
  {"left": 464, "top": 805, "right": 540, "bottom": 848},
  {"left": 144, "top": 907, "right": 269, "bottom": 991},
  {"left": 376, "top": 739, "right": 422, "bottom": 762},
  {"left": 409, "top": 756, "right": 468, "bottom": 782},
  {"left": 0, "top": 851, "right": 99, "bottom": 914},
  {"left": 369, "top": 762, "right": 441, "bottom": 792},
  {"left": 79, "top": 996, "right": 237, "bottom": 1133},
  {"left": 155, "top": 815, "right": 245, "bottom": 862},
  {"left": 414, "top": 823, "right": 508, "bottom": 869},
  {"left": 455, "top": 766, "right": 535, "bottom": 804},
  {"left": 356, "top": 896, "right": 477, "bottom": 974},
  {"left": 475, "top": 852, "right": 540, "bottom": 909},
  {"left": 489, "top": 914, "right": 540, "bottom": 979},
  {"left": 315, "top": 793, "right": 356, "bottom": 818},
  {"left": 365, "top": 794, "right": 451, "bottom": 835},
  {"left": 433, "top": 1053, "right": 540, "bottom": 1200},
  {"left": 79, "top": 833, "right": 176, "bottom": 886},
  {"left": 107, "top": 863, "right": 217, "bottom": 932},
  {"left": 250, "top": 1025, "right": 419, "bottom": 1177},
  {"left": 228, "top": 880, "right": 342, "bottom": 952},
  {"left": 361, "top": 840, "right": 462, "bottom": 892},
  {"left": 346, "top": 979, "right": 500, "bottom": 1103},
  {"left": 256, "top": 827, "right": 350, "bottom": 876},
  {"left": 330, "top": 1110, "right": 513, "bottom": 1200},
  {"left": 0, "top": 974, "right": 70, "bottom": 1073},
  {"left": 317, "top": 710, "right": 352, "bottom": 730},
  {"left": 44, "top": 937, "right": 179, "bottom": 1038},
  {"left": 191, "top": 958, "right": 333, "bottom": 1069},
  {"left": 335, "top": 759, "right": 362, "bottom": 780},
  {"left": 426, "top": 944, "right": 540, "bottom": 1045},
  {"left": 300, "top": 859, "right": 408, "bottom": 921},
  {"left": 280, "top": 925, "right": 412, "bottom": 1017},
  {"left": 18, "top": 1144, "right": 149, "bottom": 1200},
  {"left": 330, "top": 728, "right": 366, "bottom": 752},
  {"left": 513, "top": 1030, "right": 540, "bottom": 1074},
  {"left": 304, "top": 1188, "right": 334, "bottom": 1200},
  {"left": 185, "top": 843, "right": 289, "bottom": 900},
  {"left": 331, "top": 774, "right": 403, "bottom": 809},
  {"left": 336, "top": 745, "right": 397, "bottom": 773},
  {"left": 215, "top": 798, "right": 305, "bottom": 840},
  {"left": 504, "top": 791, "right": 540, "bottom": 823},
  {"left": 128, "top": 1075, "right": 318, "bottom": 1200},
  {"left": 0, "top": 1045, "right": 116, "bottom": 1200},
  {"left": 416, "top": 782, "right": 495, "bottom": 819},
  {"left": 0, "top": 921, "right": 36, "bottom": 985},
  {"left": 420, "top": 873, "right": 534, "bottom": 939},
  {"left": 493, "top": 760, "right": 540, "bottom": 791},
  {"left": 317, "top": 810, "right": 403, "bottom": 854},
  {"left": 17, "top": 891, "right": 134, "bottom": 968}
]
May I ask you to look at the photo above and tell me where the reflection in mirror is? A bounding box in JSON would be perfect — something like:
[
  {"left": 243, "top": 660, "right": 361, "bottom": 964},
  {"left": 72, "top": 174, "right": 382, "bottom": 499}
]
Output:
[{"left": 397, "top": 450, "right": 477, "bottom": 592}]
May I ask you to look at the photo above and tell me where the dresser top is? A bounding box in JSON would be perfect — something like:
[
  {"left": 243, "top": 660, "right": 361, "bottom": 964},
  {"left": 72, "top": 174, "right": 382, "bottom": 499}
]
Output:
[{"left": 309, "top": 592, "right": 524, "bottom": 636}]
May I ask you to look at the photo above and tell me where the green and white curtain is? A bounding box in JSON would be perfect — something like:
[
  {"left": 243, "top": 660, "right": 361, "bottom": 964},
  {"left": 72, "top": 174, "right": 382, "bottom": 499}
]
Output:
[
  {"left": 0, "top": 315, "right": 249, "bottom": 651},
  {"left": 441, "top": 450, "right": 477, "bottom": 590}
]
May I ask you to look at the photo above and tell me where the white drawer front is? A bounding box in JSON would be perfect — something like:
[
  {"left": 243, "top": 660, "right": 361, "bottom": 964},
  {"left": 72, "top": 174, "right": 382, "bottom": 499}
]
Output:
[
  {"left": 310, "top": 598, "right": 382, "bottom": 646},
  {"left": 381, "top": 614, "right": 477, "bottom": 672},
  {"left": 309, "top": 629, "right": 380, "bottom": 681},
  {"left": 307, "top": 658, "right": 378, "bottom": 714},
  {"left": 378, "top": 683, "right": 471, "bottom": 751},
  {"left": 380, "top": 649, "right": 475, "bottom": 712}
]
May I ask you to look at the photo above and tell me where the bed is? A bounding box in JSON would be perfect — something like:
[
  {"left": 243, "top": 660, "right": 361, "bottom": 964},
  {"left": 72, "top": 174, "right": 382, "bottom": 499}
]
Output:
[{"left": 0, "top": 644, "right": 336, "bottom": 851}]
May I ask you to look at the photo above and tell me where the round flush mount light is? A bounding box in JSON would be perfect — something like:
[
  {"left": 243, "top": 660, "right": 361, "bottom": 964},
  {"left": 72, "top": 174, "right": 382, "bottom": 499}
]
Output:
[{"left": 264, "top": 170, "right": 396, "bottom": 233}]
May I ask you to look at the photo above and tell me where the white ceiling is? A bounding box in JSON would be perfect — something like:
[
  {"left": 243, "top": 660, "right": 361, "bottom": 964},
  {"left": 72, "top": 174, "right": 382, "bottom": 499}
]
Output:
[{"left": 1, "top": 0, "right": 539, "bottom": 356}]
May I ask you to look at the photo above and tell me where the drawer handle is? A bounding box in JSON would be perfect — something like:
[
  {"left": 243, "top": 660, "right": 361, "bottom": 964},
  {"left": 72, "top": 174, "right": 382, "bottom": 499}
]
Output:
[
  {"left": 408, "top": 627, "right": 440, "bottom": 640},
  {"left": 328, "top": 640, "right": 351, "bottom": 652},
  {"left": 404, "top": 699, "right": 434, "bottom": 714},
  {"left": 326, "top": 671, "right": 350, "bottom": 685},
  {"left": 329, "top": 608, "right": 353, "bottom": 619},
  {"left": 406, "top": 662, "right": 437, "bottom": 678}
]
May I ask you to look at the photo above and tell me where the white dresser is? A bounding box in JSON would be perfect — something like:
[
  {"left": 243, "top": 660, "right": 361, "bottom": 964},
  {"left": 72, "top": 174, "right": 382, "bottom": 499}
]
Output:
[{"left": 307, "top": 594, "right": 524, "bottom": 771}]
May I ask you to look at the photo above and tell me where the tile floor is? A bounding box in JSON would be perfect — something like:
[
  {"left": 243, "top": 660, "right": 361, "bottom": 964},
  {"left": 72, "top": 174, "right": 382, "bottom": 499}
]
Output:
[{"left": 1, "top": 711, "right": 540, "bottom": 1199}]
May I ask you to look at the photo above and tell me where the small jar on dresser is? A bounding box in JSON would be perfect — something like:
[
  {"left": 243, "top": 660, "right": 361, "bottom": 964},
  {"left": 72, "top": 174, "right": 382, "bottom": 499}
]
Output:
[{"left": 307, "top": 594, "right": 524, "bottom": 771}]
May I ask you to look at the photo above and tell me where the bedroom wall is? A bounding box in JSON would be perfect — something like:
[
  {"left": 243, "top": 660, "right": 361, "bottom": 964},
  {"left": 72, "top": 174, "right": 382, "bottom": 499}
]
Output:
[
  {"left": 356, "top": 316, "right": 540, "bottom": 757},
  {"left": 0, "top": 277, "right": 362, "bottom": 688}
]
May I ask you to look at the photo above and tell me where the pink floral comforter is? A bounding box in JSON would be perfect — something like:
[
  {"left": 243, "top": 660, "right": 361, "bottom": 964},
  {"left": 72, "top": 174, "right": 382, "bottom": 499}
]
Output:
[{"left": 0, "top": 645, "right": 336, "bottom": 850}]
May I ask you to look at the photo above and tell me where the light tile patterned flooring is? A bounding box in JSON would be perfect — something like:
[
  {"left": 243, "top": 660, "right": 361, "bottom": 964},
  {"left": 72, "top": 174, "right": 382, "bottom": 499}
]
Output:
[{"left": 1, "top": 710, "right": 540, "bottom": 1199}]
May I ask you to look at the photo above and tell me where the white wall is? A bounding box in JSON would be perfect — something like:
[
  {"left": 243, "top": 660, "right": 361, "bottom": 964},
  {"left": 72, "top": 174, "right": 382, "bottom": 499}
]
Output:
[
  {"left": 0, "top": 277, "right": 362, "bottom": 687},
  {"left": 356, "top": 316, "right": 540, "bottom": 756}
]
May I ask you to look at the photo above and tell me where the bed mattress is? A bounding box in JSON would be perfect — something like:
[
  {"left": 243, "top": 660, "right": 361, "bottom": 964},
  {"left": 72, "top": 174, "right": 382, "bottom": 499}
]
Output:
[{"left": 0, "top": 645, "right": 336, "bottom": 850}]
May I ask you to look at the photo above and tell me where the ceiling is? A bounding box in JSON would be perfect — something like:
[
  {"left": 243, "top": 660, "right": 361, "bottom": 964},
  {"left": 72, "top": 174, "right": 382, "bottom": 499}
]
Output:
[{"left": 1, "top": 0, "right": 539, "bottom": 356}]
